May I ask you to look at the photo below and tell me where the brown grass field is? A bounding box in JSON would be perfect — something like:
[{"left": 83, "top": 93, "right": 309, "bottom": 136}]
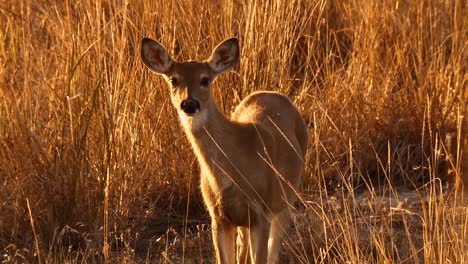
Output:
[{"left": 0, "top": 0, "right": 467, "bottom": 263}]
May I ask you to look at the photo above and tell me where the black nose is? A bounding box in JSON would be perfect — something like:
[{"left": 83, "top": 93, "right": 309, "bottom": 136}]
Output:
[{"left": 180, "top": 99, "right": 200, "bottom": 115}]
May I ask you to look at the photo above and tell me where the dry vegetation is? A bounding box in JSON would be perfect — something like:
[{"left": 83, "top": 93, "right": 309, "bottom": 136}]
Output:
[{"left": 0, "top": 0, "right": 466, "bottom": 263}]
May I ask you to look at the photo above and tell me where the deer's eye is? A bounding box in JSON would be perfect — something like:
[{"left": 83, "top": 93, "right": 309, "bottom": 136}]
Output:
[
  {"left": 200, "top": 77, "right": 211, "bottom": 87},
  {"left": 170, "top": 77, "right": 179, "bottom": 87}
]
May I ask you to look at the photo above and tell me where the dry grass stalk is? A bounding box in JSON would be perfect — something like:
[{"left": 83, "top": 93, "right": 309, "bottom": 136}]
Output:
[{"left": 0, "top": 0, "right": 466, "bottom": 263}]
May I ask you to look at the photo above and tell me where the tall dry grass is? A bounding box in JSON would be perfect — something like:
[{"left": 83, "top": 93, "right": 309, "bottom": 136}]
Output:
[{"left": 0, "top": 0, "right": 466, "bottom": 263}]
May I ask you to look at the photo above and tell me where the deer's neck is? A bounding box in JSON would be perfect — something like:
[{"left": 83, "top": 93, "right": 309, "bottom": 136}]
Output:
[{"left": 178, "top": 99, "right": 242, "bottom": 189}]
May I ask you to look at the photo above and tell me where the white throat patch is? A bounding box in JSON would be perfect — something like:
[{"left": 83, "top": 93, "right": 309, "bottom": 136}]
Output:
[{"left": 179, "top": 108, "right": 208, "bottom": 133}]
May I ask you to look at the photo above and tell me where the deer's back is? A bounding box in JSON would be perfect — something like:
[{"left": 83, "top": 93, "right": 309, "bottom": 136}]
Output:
[
  {"left": 232, "top": 91, "right": 308, "bottom": 156},
  {"left": 231, "top": 91, "right": 308, "bottom": 207}
]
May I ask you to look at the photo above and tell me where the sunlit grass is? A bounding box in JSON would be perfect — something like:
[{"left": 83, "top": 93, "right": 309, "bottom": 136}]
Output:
[{"left": 0, "top": 0, "right": 466, "bottom": 263}]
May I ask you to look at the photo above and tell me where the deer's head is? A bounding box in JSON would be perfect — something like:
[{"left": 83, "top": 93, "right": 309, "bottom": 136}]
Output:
[{"left": 141, "top": 37, "right": 239, "bottom": 118}]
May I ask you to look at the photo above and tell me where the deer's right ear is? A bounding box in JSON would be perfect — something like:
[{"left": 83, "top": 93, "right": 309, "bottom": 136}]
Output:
[{"left": 141, "top": 38, "right": 173, "bottom": 75}]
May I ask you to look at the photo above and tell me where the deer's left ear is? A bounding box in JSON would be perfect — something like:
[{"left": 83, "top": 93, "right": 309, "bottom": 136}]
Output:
[{"left": 207, "top": 38, "right": 239, "bottom": 75}]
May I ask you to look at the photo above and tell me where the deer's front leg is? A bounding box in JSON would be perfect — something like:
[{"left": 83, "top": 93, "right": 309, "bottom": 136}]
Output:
[{"left": 212, "top": 220, "right": 236, "bottom": 264}]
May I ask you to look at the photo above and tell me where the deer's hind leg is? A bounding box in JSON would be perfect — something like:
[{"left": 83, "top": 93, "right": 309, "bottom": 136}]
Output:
[
  {"left": 249, "top": 218, "right": 270, "bottom": 264},
  {"left": 267, "top": 209, "right": 292, "bottom": 263},
  {"left": 237, "top": 226, "right": 250, "bottom": 263}
]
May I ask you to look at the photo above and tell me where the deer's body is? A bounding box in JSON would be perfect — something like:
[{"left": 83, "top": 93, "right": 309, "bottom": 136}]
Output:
[{"left": 141, "top": 37, "right": 308, "bottom": 264}]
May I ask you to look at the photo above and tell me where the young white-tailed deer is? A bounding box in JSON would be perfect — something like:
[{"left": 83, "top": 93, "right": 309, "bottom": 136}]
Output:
[{"left": 141, "top": 37, "right": 308, "bottom": 264}]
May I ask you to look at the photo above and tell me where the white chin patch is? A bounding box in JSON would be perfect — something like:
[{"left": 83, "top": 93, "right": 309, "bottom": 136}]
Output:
[{"left": 179, "top": 109, "right": 208, "bottom": 132}]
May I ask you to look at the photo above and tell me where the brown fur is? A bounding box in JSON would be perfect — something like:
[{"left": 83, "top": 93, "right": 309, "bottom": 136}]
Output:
[{"left": 141, "top": 37, "right": 308, "bottom": 264}]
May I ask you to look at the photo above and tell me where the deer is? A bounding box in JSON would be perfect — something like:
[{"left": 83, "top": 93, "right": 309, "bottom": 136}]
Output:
[{"left": 141, "top": 37, "right": 308, "bottom": 264}]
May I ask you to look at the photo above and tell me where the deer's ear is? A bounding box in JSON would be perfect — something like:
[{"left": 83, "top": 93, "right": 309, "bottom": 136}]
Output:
[
  {"left": 141, "top": 38, "right": 173, "bottom": 74},
  {"left": 207, "top": 38, "right": 239, "bottom": 75}
]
